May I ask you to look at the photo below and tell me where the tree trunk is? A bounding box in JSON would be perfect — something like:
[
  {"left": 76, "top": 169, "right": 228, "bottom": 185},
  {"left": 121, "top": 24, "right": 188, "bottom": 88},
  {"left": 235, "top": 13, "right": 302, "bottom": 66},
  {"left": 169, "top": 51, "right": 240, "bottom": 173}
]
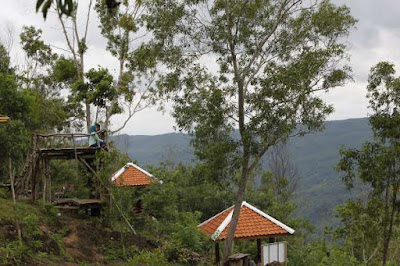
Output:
[
  {"left": 382, "top": 182, "right": 398, "bottom": 266},
  {"left": 222, "top": 67, "right": 250, "bottom": 261},
  {"left": 86, "top": 102, "right": 91, "bottom": 132},
  {"left": 383, "top": 237, "right": 389, "bottom": 266},
  {"left": 222, "top": 161, "right": 249, "bottom": 261},
  {"left": 9, "top": 156, "right": 22, "bottom": 243}
]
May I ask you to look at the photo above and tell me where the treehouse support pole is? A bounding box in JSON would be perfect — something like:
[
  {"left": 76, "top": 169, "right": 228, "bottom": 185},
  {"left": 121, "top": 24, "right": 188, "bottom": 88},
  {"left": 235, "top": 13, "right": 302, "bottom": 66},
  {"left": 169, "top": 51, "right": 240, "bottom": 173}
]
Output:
[
  {"left": 42, "top": 158, "right": 46, "bottom": 202},
  {"left": 44, "top": 157, "right": 51, "bottom": 202},
  {"left": 257, "top": 238, "right": 262, "bottom": 264},
  {"left": 31, "top": 159, "right": 37, "bottom": 201},
  {"left": 215, "top": 242, "right": 220, "bottom": 265}
]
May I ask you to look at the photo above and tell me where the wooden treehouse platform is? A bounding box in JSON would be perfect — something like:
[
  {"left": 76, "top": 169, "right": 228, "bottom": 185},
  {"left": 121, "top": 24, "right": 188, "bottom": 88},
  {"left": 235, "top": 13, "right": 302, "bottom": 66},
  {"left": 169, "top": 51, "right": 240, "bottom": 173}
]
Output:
[
  {"left": 15, "top": 133, "right": 107, "bottom": 202},
  {"left": 54, "top": 198, "right": 103, "bottom": 216},
  {"left": 39, "top": 147, "right": 99, "bottom": 160}
]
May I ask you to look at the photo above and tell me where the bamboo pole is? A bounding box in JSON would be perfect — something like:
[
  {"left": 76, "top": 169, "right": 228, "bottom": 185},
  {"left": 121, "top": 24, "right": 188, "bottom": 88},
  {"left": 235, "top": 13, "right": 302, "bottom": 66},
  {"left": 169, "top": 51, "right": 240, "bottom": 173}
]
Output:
[{"left": 78, "top": 157, "right": 137, "bottom": 234}]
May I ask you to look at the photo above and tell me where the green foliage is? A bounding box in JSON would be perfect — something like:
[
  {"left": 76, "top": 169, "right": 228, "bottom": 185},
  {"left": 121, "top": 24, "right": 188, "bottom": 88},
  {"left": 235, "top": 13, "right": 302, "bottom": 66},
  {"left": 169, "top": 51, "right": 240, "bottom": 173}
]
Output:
[
  {"left": 0, "top": 188, "right": 9, "bottom": 199},
  {"left": 336, "top": 61, "right": 400, "bottom": 265},
  {"left": 20, "top": 26, "right": 56, "bottom": 66},
  {"left": 247, "top": 171, "right": 296, "bottom": 221},
  {"left": 23, "top": 213, "right": 43, "bottom": 240},
  {"left": 0, "top": 241, "right": 31, "bottom": 265},
  {"left": 367, "top": 61, "right": 400, "bottom": 141},
  {"left": 143, "top": 163, "right": 233, "bottom": 221},
  {"left": 335, "top": 199, "right": 381, "bottom": 264},
  {"left": 151, "top": 0, "right": 356, "bottom": 256},
  {"left": 42, "top": 201, "right": 59, "bottom": 218},
  {"left": 127, "top": 248, "right": 171, "bottom": 265},
  {"left": 53, "top": 56, "right": 78, "bottom": 83},
  {"left": 85, "top": 67, "right": 117, "bottom": 108},
  {"left": 288, "top": 240, "right": 361, "bottom": 266},
  {"left": 36, "top": 0, "right": 74, "bottom": 19}
]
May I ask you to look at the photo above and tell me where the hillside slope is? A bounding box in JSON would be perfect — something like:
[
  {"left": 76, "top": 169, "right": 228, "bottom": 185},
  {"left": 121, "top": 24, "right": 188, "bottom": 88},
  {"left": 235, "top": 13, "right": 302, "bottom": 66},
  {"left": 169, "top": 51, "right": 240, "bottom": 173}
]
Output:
[
  {"left": 0, "top": 198, "right": 157, "bottom": 265},
  {"left": 112, "top": 118, "right": 373, "bottom": 230}
]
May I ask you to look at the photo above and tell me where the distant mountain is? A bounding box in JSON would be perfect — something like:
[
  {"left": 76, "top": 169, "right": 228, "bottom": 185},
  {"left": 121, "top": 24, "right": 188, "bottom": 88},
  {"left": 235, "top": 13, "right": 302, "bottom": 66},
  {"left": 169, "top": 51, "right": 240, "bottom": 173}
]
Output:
[
  {"left": 112, "top": 117, "right": 373, "bottom": 233},
  {"left": 112, "top": 133, "right": 194, "bottom": 165},
  {"left": 286, "top": 118, "right": 372, "bottom": 230}
]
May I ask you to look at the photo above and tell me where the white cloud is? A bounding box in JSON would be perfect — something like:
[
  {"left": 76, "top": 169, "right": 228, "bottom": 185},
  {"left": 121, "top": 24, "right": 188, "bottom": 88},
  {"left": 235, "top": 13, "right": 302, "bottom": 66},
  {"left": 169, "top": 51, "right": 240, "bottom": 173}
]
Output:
[{"left": 2, "top": 0, "right": 400, "bottom": 134}]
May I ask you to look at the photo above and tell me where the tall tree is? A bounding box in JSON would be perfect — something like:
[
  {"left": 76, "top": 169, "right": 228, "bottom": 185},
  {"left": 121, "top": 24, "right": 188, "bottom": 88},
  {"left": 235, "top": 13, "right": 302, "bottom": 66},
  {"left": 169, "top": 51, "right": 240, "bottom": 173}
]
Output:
[
  {"left": 95, "top": 0, "right": 161, "bottom": 134},
  {"left": 40, "top": 0, "right": 168, "bottom": 134},
  {"left": 153, "top": 0, "right": 356, "bottom": 259},
  {"left": 337, "top": 62, "right": 400, "bottom": 266},
  {"left": 19, "top": 26, "right": 77, "bottom": 131},
  {"left": 54, "top": 0, "right": 93, "bottom": 130}
]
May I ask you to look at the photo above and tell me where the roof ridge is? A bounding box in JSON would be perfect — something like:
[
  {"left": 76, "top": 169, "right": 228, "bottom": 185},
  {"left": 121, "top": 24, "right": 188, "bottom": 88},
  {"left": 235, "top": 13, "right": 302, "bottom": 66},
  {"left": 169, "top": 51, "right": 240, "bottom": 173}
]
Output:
[
  {"left": 211, "top": 209, "right": 234, "bottom": 241},
  {"left": 111, "top": 162, "right": 163, "bottom": 185},
  {"left": 130, "top": 163, "right": 154, "bottom": 177},
  {"left": 209, "top": 201, "right": 247, "bottom": 240},
  {"left": 199, "top": 201, "right": 295, "bottom": 241},
  {"left": 130, "top": 164, "right": 164, "bottom": 184}
]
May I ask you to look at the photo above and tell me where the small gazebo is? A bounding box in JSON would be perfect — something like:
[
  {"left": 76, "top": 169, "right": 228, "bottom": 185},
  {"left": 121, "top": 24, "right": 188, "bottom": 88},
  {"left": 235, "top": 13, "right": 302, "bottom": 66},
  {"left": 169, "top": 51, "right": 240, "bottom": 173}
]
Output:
[
  {"left": 198, "top": 201, "right": 295, "bottom": 264},
  {"left": 111, "top": 162, "right": 163, "bottom": 187}
]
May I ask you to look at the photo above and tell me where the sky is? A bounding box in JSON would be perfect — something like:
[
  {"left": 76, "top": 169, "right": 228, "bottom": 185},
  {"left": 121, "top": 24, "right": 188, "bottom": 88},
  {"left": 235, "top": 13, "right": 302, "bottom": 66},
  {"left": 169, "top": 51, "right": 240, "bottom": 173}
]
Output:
[{"left": 1, "top": 0, "right": 400, "bottom": 135}]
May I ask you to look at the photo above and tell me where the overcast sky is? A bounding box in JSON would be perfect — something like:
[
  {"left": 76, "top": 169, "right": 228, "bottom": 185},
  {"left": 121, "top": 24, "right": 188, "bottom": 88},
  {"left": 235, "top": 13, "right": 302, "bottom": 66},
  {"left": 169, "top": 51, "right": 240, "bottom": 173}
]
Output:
[{"left": 1, "top": 0, "right": 400, "bottom": 135}]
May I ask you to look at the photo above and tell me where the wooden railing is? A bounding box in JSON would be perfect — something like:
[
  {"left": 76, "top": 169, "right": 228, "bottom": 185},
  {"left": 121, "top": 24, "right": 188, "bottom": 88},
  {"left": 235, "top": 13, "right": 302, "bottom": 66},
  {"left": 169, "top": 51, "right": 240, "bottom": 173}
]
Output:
[{"left": 35, "top": 130, "right": 107, "bottom": 149}]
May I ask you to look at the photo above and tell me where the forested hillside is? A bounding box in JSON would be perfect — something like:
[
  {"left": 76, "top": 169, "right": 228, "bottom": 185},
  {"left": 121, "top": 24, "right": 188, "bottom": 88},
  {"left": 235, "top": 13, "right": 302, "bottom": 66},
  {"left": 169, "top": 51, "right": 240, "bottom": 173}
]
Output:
[
  {"left": 4, "top": 0, "right": 400, "bottom": 264},
  {"left": 113, "top": 118, "right": 373, "bottom": 231}
]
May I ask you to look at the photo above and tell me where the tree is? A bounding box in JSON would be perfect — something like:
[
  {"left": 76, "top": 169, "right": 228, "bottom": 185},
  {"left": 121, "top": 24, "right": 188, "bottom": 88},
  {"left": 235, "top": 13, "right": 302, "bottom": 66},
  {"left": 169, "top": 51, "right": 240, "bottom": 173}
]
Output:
[
  {"left": 53, "top": 0, "right": 94, "bottom": 130},
  {"left": 19, "top": 26, "right": 75, "bottom": 131},
  {"left": 154, "top": 0, "right": 356, "bottom": 259},
  {"left": 337, "top": 62, "right": 400, "bottom": 266},
  {"left": 0, "top": 43, "right": 31, "bottom": 176},
  {"left": 335, "top": 200, "right": 381, "bottom": 265},
  {"left": 40, "top": 0, "right": 167, "bottom": 134},
  {"left": 95, "top": 0, "right": 161, "bottom": 134}
]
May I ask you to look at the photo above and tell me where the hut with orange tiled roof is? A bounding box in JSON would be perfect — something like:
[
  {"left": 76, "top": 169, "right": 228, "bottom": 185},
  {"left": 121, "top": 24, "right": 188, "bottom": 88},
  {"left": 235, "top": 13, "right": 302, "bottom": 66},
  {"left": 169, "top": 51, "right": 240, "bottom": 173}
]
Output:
[
  {"left": 198, "top": 201, "right": 294, "bottom": 264},
  {"left": 111, "top": 163, "right": 163, "bottom": 187}
]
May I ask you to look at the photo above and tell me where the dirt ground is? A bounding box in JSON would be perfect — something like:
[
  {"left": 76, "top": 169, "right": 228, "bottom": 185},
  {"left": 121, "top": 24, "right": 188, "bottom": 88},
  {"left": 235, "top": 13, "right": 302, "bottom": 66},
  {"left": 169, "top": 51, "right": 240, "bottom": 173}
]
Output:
[{"left": 59, "top": 214, "right": 157, "bottom": 265}]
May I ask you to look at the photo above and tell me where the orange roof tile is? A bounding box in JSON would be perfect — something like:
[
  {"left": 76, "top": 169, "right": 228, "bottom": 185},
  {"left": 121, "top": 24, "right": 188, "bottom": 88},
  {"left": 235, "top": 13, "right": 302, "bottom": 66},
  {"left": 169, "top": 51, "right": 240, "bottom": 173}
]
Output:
[
  {"left": 111, "top": 163, "right": 161, "bottom": 187},
  {"left": 198, "top": 202, "right": 294, "bottom": 241}
]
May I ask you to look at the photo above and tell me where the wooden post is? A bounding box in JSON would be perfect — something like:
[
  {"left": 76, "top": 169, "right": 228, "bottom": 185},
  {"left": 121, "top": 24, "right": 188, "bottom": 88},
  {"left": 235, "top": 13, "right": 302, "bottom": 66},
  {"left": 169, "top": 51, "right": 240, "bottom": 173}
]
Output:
[
  {"left": 42, "top": 158, "right": 46, "bottom": 202},
  {"left": 257, "top": 239, "right": 262, "bottom": 264},
  {"left": 35, "top": 158, "right": 42, "bottom": 201},
  {"left": 43, "top": 157, "right": 51, "bottom": 202},
  {"left": 48, "top": 166, "right": 51, "bottom": 202},
  {"left": 215, "top": 241, "right": 221, "bottom": 265},
  {"left": 31, "top": 159, "right": 37, "bottom": 201}
]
